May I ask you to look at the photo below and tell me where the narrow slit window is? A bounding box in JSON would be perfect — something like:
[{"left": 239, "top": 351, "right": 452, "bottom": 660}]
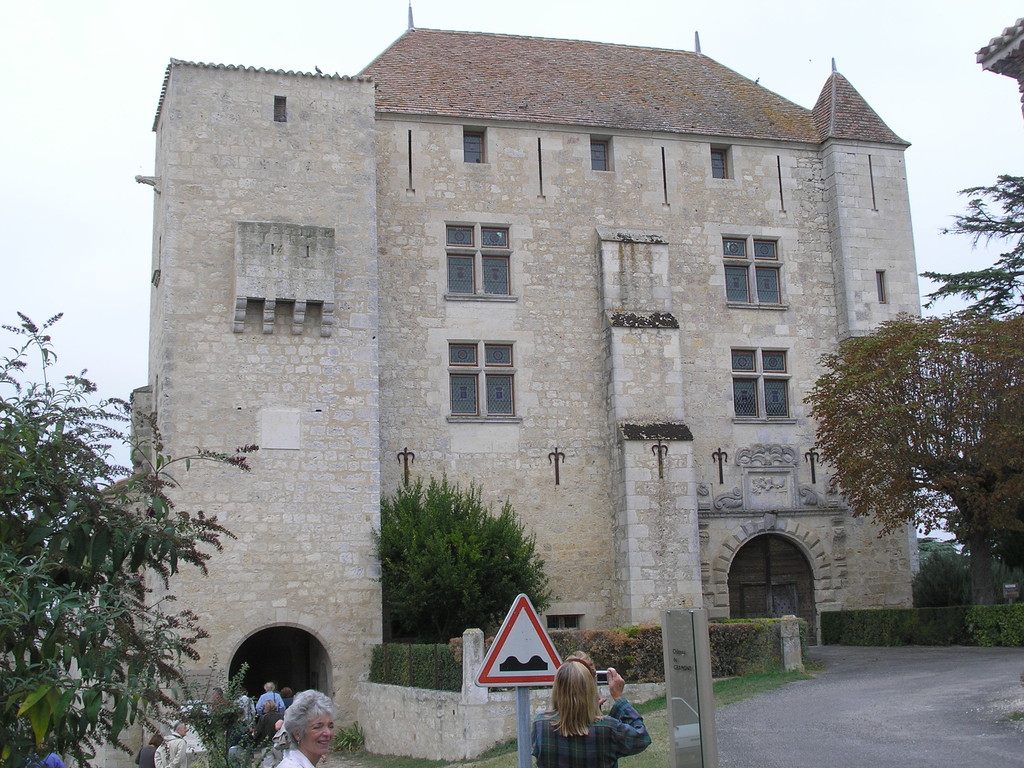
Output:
[
  {"left": 274, "top": 96, "right": 287, "bottom": 122},
  {"left": 876, "top": 270, "right": 887, "bottom": 304}
]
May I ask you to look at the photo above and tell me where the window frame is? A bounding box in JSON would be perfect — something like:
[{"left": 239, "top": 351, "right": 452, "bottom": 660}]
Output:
[
  {"left": 710, "top": 145, "right": 730, "bottom": 179},
  {"left": 445, "top": 223, "right": 513, "bottom": 299},
  {"left": 731, "top": 348, "right": 792, "bottom": 420},
  {"left": 590, "top": 136, "right": 612, "bottom": 171},
  {"left": 273, "top": 96, "right": 287, "bottom": 123},
  {"left": 722, "top": 236, "right": 784, "bottom": 307},
  {"left": 463, "top": 128, "right": 486, "bottom": 163},
  {"left": 448, "top": 341, "right": 517, "bottom": 419},
  {"left": 876, "top": 270, "right": 888, "bottom": 304}
]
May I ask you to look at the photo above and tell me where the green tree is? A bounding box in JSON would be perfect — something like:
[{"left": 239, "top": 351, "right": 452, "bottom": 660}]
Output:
[
  {"left": 0, "top": 314, "right": 256, "bottom": 766},
  {"left": 922, "top": 174, "right": 1024, "bottom": 318},
  {"left": 376, "top": 476, "right": 551, "bottom": 641},
  {"left": 806, "top": 312, "right": 1024, "bottom": 605}
]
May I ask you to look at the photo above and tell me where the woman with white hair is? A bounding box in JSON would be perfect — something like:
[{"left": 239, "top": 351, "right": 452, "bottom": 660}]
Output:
[{"left": 274, "top": 690, "right": 335, "bottom": 768}]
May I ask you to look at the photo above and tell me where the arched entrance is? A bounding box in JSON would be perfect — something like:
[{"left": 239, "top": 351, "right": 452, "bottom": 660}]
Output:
[
  {"left": 230, "top": 627, "right": 332, "bottom": 699},
  {"left": 728, "top": 534, "right": 815, "bottom": 632}
]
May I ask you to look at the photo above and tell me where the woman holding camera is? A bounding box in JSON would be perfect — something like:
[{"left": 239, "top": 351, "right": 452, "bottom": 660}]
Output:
[{"left": 532, "top": 657, "right": 651, "bottom": 768}]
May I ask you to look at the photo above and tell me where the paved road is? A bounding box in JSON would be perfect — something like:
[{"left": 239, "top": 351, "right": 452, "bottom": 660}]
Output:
[{"left": 716, "top": 645, "right": 1024, "bottom": 767}]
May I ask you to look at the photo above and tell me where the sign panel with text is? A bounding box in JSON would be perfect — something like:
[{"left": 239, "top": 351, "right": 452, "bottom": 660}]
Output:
[{"left": 662, "top": 608, "right": 718, "bottom": 768}]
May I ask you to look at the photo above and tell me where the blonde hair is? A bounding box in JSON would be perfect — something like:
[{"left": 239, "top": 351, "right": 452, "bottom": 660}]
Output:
[{"left": 550, "top": 658, "right": 601, "bottom": 736}]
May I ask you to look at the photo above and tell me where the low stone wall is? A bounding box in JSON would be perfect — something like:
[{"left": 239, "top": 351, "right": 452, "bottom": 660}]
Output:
[{"left": 356, "top": 629, "right": 664, "bottom": 761}]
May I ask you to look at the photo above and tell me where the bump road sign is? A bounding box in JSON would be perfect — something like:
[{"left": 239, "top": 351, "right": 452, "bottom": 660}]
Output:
[{"left": 475, "top": 593, "right": 562, "bottom": 687}]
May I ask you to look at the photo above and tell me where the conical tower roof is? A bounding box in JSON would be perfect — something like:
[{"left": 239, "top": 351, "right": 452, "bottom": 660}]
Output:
[{"left": 812, "top": 69, "right": 908, "bottom": 145}]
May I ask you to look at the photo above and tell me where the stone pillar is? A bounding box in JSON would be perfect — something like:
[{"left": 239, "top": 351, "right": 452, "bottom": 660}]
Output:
[
  {"left": 780, "top": 615, "right": 803, "bottom": 672},
  {"left": 462, "top": 629, "right": 487, "bottom": 704}
]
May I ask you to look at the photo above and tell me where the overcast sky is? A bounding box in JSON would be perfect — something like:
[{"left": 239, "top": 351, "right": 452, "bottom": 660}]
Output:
[{"left": 1, "top": 0, "right": 1021, "bottom": 419}]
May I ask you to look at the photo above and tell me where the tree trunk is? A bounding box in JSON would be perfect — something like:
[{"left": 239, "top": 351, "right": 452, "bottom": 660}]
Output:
[{"left": 968, "top": 528, "right": 995, "bottom": 605}]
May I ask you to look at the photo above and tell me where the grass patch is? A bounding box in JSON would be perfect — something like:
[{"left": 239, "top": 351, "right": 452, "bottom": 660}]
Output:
[
  {"left": 712, "top": 668, "right": 815, "bottom": 708},
  {"left": 331, "top": 668, "right": 815, "bottom": 768},
  {"left": 1003, "top": 711, "right": 1024, "bottom": 722}
]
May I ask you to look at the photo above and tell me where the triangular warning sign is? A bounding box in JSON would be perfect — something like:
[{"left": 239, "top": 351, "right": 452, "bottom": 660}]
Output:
[{"left": 476, "top": 594, "right": 562, "bottom": 687}]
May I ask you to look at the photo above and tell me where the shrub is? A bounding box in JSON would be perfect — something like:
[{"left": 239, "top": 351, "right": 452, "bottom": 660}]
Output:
[
  {"left": 369, "top": 643, "right": 461, "bottom": 691},
  {"left": 376, "top": 476, "right": 551, "bottom": 642},
  {"left": 966, "top": 604, "right": 1024, "bottom": 646},
  {"left": 822, "top": 607, "right": 971, "bottom": 645}
]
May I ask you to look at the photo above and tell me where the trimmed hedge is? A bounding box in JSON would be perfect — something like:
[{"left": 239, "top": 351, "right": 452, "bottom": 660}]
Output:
[
  {"left": 966, "top": 604, "right": 1024, "bottom": 646},
  {"left": 821, "top": 605, "right": 1024, "bottom": 646},
  {"left": 369, "top": 642, "right": 461, "bottom": 691}
]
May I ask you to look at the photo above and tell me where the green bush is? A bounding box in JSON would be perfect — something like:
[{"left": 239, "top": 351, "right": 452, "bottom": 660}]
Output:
[
  {"left": 376, "top": 476, "right": 551, "bottom": 642},
  {"left": 966, "top": 604, "right": 1024, "bottom": 646},
  {"left": 369, "top": 643, "right": 461, "bottom": 691},
  {"left": 913, "top": 546, "right": 1024, "bottom": 607},
  {"left": 822, "top": 607, "right": 972, "bottom": 645}
]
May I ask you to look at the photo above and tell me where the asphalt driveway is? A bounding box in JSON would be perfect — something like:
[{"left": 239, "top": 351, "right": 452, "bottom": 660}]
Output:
[{"left": 716, "top": 645, "right": 1024, "bottom": 768}]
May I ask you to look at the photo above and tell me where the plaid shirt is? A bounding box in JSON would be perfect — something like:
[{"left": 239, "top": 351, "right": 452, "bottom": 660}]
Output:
[{"left": 532, "top": 698, "right": 651, "bottom": 768}]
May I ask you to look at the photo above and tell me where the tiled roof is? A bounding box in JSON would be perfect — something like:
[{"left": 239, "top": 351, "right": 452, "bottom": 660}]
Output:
[
  {"left": 977, "top": 17, "right": 1024, "bottom": 78},
  {"left": 152, "top": 59, "right": 370, "bottom": 132},
  {"left": 811, "top": 71, "right": 908, "bottom": 146},
  {"left": 360, "top": 28, "right": 824, "bottom": 143}
]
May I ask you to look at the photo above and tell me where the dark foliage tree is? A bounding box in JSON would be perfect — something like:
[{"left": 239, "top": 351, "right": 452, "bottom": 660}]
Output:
[
  {"left": 376, "top": 476, "right": 551, "bottom": 642},
  {"left": 807, "top": 312, "right": 1024, "bottom": 605},
  {"left": 922, "top": 174, "right": 1024, "bottom": 318},
  {"left": 0, "top": 314, "right": 256, "bottom": 766}
]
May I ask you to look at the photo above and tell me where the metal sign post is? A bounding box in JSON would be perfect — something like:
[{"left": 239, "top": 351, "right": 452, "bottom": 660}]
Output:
[{"left": 475, "top": 594, "right": 562, "bottom": 768}]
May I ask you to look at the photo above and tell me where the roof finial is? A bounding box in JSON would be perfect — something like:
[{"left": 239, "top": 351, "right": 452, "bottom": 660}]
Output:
[
  {"left": 831, "top": 57, "right": 837, "bottom": 73},
  {"left": 408, "top": 1, "right": 414, "bottom": 30},
  {"left": 694, "top": 31, "right": 701, "bottom": 54}
]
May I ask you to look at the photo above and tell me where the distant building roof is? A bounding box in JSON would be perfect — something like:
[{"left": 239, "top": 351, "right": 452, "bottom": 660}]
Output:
[
  {"left": 361, "top": 28, "right": 826, "bottom": 142},
  {"left": 361, "top": 28, "right": 906, "bottom": 146},
  {"left": 977, "top": 17, "right": 1024, "bottom": 78},
  {"left": 811, "top": 70, "right": 908, "bottom": 146}
]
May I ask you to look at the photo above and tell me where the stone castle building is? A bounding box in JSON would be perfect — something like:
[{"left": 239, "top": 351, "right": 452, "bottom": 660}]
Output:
[{"left": 135, "top": 27, "right": 918, "bottom": 725}]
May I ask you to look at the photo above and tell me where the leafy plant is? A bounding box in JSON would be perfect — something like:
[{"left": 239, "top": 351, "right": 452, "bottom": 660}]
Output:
[
  {"left": 807, "top": 312, "right": 1024, "bottom": 604},
  {"left": 0, "top": 314, "right": 256, "bottom": 765},
  {"left": 331, "top": 722, "right": 365, "bottom": 752},
  {"left": 375, "top": 476, "right": 551, "bottom": 642}
]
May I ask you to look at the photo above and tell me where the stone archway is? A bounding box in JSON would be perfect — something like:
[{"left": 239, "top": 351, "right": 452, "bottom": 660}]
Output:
[
  {"left": 230, "top": 626, "right": 332, "bottom": 699},
  {"left": 727, "top": 533, "right": 816, "bottom": 632}
]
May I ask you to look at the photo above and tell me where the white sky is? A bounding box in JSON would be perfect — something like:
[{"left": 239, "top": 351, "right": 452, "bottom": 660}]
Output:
[{"left": 1, "top": 0, "right": 1021, "bottom": 429}]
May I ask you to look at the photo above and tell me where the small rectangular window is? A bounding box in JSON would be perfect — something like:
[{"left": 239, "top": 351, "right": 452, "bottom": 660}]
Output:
[
  {"left": 446, "top": 224, "right": 512, "bottom": 297},
  {"left": 876, "top": 270, "right": 888, "bottom": 303},
  {"left": 711, "top": 147, "right": 729, "bottom": 179},
  {"left": 274, "top": 96, "right": 287, "bottom": 122},
  {"left": 546, "top": 614, "right": 581, "bottom": 630},
  {"left": 464, "top": 129, "right": 485, "bottom": 163},
  {"left": 731, "top": 347, "right": 790, "bottom": 419},
  {"left": 723, "top": 237, "right": 782, "bottom": 306},
  {"left": 590, "top": 138, "right": 610, "bottom": 171},
  {"left": 449, "top": 341, "right": 516, "bottom": 418}
]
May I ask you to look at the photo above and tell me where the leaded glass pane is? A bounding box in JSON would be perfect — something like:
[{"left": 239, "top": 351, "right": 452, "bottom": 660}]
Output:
[
  {"left": 486, "top": 375, "right": 513, "bottom": 415},
  {"left": 725, "top": 266, "right": 750, "bottom": 303},
  {"left": 591, "top": 140, "right": 608, "bottom": 171},
  {"left": 733, "top": 379, "right": 757, "bottom": 417},
  {"left": 484, "top": 344, "right": 512, "bottom": 366},
  {"left": 481, "top": 227, "right": 508, "bottom": 248},
  {"left": 723, "top": 238, "right": 746, "bottom": 258},
  {"left": 449, "top": 344, "right": 477, "bottom": 366},
  {"left": 446, "top": 226, "right": 474, "bottom": 247},
  {"left": 764, "top": 379, "right": 789, "bottom": 417},
  {"left": 464, "top": 131, "right": 484, "bottom": 163},
  {"left": 755, "top": 266, "right": 780, "bottom": 303},
  {"left": 731, "top": 350, "right": 756, "bottom": 371},
  {"left": 711, "top": 149, "right": 727, "bottom": 179},
  {"left": 447, "top": 255, "right": 474, "bottom": 293},
  {"left": 753, "top": 240, "right": 777, "bottom": 260},
  {"left": 482, "top": 255, "right": 509, "bottom": 294},
  {"left": 450, "top": 375, "right": 478, "bottom": 414},
  {"left": 762, "top": 350, "right": 786, "bottom": 372}
]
